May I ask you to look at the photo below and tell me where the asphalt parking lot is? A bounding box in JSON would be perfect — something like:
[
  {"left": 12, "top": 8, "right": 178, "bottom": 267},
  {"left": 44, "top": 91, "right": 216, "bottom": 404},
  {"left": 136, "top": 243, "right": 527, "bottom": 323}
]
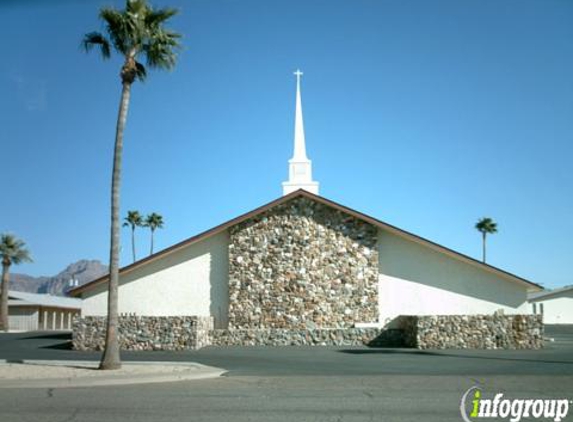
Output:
[
  {"left": 1, "top": 326, "right": 572, "bottom": 422},
  {"left": 1, "top": 325, "right": 572, "bottom": 376}
]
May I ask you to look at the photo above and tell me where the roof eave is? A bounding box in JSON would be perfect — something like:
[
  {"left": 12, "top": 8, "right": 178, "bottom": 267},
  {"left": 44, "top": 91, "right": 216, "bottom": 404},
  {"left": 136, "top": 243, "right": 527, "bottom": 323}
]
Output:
[{"left": 528, "top": 285, "right": 573, "bottom": 301}]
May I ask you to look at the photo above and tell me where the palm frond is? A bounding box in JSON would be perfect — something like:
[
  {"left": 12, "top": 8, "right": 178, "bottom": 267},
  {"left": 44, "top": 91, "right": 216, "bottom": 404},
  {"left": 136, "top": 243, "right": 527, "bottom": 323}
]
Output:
[
  {"left": 0, "top": 234, "right": 32, "bottom": 265},
  {"left": 84, "top": 0, "right": 181, "bottom": 81},
  {"left": 135, "top": 61, "right": 147, "bottom": 81},
  {"left": 124, "top": 210, "right": 144, "bottom": 227},
  {"left": 145, "top": 7, "right": 178, "bottom": 29},
  {"left": 144, "top": 213, "right": 164, "bottom": 230},
  {"left": 12, "top": 249, "right": 32, "bottom": 265},
  {"left": 126, "top": 0, "right": 147, "bottom": 15},
  {"left": 143, "top": 30, "right": 180, "bottom": 69},
  {"left": 475, "top": 217, "right": 498, "bottom": 234},
  {"left": 82, "top": 32, "right": 111, "bottom": 59},
  {"left": 100, "top": 7, "right": 134, "bottom": 55}
]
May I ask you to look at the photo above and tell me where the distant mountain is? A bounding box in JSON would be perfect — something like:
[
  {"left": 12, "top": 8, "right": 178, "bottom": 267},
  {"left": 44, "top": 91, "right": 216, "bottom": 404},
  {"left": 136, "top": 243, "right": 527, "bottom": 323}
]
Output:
[
  {"left": 9, "top": 259, "right": 108, "bottom": 297},
  {"left": 8, "top": 273, "right": 49, "bottom": 294}
]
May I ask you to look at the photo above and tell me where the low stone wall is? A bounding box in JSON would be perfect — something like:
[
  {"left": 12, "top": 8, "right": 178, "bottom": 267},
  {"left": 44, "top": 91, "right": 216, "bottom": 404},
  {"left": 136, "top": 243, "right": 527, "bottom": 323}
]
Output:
[
  {"left": 400, "top": 314, "right": 544, "bottom": 350},
  {"left": 73, "top": 316, "right": 213, "bottom": 351},
  {"left": 73, "top": 314, "right": 543, "bottom": 351},
  {"left": 211, "top": 328, "right": 405, "bottom": 347}
]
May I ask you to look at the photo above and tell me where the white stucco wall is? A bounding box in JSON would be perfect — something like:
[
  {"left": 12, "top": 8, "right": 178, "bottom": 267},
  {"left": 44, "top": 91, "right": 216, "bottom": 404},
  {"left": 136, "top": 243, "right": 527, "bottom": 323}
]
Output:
[
  {"left": 81, "top": 231, "right": 230, "bottom": 328},
  {"left": 530, "top": 291, "right": 573, "bottom": 324},
  {"left": 377, "top": 229, "right": 531, "bottom": 326}
]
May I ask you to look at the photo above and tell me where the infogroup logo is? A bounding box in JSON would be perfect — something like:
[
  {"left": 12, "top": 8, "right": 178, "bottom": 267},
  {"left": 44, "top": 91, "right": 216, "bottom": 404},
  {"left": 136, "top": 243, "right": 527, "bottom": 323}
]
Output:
[{"left": 460, "top": 386, "right": 571, "bottom": 422}]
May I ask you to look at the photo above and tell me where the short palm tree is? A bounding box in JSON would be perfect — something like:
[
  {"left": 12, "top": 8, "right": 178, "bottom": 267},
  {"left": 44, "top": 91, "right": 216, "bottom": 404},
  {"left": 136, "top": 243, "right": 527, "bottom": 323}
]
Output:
[
  {"left": 144, "top": 212, "right": 164, "bottom": 255},
  {"left": 0, "top": 234, "right": 32, "bottom": 331},
  {"left": 475, "top": 217, "right": 498, "bottom": 263},
  {"left": 123, "top": 210, "right": 143, "bottom": 262},
  {"left": 83, "top": 0, "right": 180, "bottom": 370}
]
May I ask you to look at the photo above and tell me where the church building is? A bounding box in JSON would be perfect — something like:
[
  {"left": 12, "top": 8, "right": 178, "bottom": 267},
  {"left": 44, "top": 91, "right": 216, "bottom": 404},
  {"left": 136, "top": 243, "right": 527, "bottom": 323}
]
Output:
[{"left": 71, "top": 71, "right": 543, "bottom": 350}]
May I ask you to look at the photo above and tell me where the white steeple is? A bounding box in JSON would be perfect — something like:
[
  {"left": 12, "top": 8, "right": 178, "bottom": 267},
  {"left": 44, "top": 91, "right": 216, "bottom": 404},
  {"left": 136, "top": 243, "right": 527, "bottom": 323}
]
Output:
[{"left": 282, "top": 69, "right": 319, "bottom": 196}]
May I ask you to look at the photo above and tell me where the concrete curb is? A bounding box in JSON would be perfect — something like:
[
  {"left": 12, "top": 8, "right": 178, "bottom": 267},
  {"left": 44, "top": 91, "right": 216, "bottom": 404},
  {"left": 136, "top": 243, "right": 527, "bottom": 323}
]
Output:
[{"left": 0, "top": 360, "right": 226, "bottom": 389}]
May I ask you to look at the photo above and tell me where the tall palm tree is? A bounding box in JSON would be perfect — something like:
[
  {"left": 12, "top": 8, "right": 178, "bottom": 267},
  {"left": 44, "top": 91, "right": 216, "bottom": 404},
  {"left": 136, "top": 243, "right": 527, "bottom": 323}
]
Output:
[
  {"left": 83, "top": 0, "right": 180, "bottom": 370},
  {"left": 144, "top": 212, "right": 164, "bottom": 255},
  {"left": 123, "top": 210, "right": 143, "bottom": 262},
  {"left": 0, "top": 234, "right": 32, "bottom": 331},
  {"left": 475, "top": 217, "right": 498, "bottom": 263}
]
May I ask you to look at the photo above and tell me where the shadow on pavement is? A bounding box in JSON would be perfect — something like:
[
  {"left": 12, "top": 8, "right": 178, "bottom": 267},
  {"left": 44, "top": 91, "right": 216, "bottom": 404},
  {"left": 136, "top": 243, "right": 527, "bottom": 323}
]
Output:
[
  {"left": 341, "top": 348, "right": 442, "bottom": 356},
  {"left": 18, "top": 332, "right": 72, "bottom": 341},
  {"left": 41, "top": 341, "right": 73, "bottom": 350},
  {"left": 338, "top": 348, "right": 573, "bottom": 365}
]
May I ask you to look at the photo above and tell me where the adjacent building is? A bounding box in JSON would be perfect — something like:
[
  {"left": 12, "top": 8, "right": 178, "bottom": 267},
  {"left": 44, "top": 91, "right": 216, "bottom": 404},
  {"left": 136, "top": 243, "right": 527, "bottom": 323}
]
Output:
[
  {"left": 529, "top": 286, "right": 573, "bottom": 324},
  {"left": 8, "top": 291, "right": 81, "bottom": 331}
]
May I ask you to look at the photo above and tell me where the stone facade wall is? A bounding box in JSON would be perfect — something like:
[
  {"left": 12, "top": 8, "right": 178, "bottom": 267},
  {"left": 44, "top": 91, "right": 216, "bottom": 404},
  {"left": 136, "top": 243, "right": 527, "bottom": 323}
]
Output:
[
  {"left": 72, "top": 314, "right": 543, "bottom": 351},
  {"left": 211, "top": 328, "right": 404, "bottom": 347},
  {"left": 72, "top": 316, "right": 213, "bottom": 351},
  {"left": 228, "top": 197, "right": 379, "bottom": 329},
  {"left": 399, "top": 314, "right": 544, "bottom": 349}
]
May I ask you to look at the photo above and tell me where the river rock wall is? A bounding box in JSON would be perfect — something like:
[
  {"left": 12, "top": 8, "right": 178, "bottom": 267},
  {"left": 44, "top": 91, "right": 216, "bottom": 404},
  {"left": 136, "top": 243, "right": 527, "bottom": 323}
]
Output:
[
  {"left": 72, "top": 316, "right": 213, "bottom": 351},
  {"left": 72, "top": 314, "right": 543, "bottom": 351},
  {"left": 228, "top": 197, "right": 379, "bottom": 330},
  {"left": 400, "top": 314, "right": 544, "bottom": 349},
  {"left": 210, "top": 328, "right": 404, "bottom": 347}
]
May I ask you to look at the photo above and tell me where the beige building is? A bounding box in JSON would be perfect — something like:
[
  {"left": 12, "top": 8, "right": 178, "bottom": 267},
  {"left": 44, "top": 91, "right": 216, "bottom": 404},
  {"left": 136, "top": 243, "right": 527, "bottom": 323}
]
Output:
[{"left": 8, "top": 291, "right": 81, "bottom": 331}]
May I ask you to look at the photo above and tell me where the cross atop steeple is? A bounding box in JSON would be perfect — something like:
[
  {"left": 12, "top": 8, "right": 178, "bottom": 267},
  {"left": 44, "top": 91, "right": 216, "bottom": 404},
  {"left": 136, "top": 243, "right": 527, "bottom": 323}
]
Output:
[{"left": 282, "top": 69, "right": 319, "bottom": 196}]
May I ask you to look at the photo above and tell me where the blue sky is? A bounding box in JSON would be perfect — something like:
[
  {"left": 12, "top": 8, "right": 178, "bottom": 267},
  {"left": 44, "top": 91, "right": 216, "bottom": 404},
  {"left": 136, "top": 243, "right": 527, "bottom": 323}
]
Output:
[{"left": 1, "top": 0, "right": 571, "bottom": 289}]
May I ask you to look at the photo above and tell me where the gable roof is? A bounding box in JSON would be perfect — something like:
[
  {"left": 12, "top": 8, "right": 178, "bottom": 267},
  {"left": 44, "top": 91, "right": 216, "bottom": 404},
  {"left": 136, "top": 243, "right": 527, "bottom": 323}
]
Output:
[
  {"left": 70, "top": 189, "right": 543, "bottom": 296},
  {"left": 8, "top": 290, "right": 81, "bottom": 310}
]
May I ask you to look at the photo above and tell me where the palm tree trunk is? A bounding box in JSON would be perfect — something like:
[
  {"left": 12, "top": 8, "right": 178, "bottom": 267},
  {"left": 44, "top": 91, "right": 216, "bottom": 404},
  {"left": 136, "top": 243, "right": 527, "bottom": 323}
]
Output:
[
  {"left": 0, "top": 261, "right": 10, "bottom": 332},
  {"left": 150, "top": 228, "right": 154, "bottom": 255},
  {"left": 100, "top": 80, "right": 132, "bottom": 370},
  {"left": 131, "top": 227, "right": 136, "bottom": 262},
  {"left": 482, "top": 232, "right": 487, "bottom": 263}
]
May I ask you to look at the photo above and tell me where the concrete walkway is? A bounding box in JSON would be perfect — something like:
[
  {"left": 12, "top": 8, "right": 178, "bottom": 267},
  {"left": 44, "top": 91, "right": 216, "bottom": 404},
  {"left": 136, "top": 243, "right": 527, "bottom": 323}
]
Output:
[{"left": 0, "top": 360, "right": 226, "bottom": 388}]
